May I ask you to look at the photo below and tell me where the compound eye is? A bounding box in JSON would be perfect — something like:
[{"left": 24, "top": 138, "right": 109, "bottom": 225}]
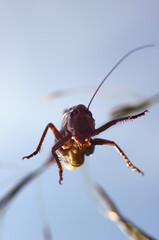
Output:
[
  {"left": 70, "top": 111, "right": 74, "bottom": 118},
  {"left": 87, "top": 110, "right": 92, "bottom": 118},
  {"left": 70, "top": 109, "right": 78, "bottom": 118}
]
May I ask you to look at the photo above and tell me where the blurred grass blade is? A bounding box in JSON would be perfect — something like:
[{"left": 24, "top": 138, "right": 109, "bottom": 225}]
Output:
[
  {"left": 43, "top": 226, "right": 53, "bottom": 240},
  {"left": 0, "top": 158, "right": 52, "bottom": 211},
  {"left": 42, "top": 85, "right": 95, "bottom": 102},
  {"left": 111, "top": 93, "right": 159, "bottom": 118},
  {"left": 35, "top": 173, "right": 53, "bottom": 240},
  {"left": 93, "top": 184, "right": 156, "bottom": 240},
  {"left": 42, "top": 84, "right": 142, "bottom": 103}
]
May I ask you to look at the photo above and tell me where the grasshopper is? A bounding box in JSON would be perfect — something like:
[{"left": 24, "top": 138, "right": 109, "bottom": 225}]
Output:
[{"left": 23, "top": 44, "right": 154, "bottom": 184}]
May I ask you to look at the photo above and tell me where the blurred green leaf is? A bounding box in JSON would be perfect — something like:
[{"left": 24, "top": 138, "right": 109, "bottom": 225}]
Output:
[
  {"left": 111, "top": 94, "right": 159, "bottom": 118},
  {"left": 42, "top": 85, "right": 95, "bottom": 102}
]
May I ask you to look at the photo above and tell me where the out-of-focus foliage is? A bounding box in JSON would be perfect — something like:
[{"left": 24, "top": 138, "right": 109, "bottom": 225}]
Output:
[
  {"left": 0, "top": 153, "right": 157, "bottom": 239},
  {"left": 42, "top": 85, "right": 95, "bottom": 102},
  {"left": 93, "top": 184, "right": 156, "bottom": 240},
  {"left": 0, "top": 158, "right": 51, "bottom": 213},
  {"left": 111, "top": 94, "right": 159, "bottom": 118}
]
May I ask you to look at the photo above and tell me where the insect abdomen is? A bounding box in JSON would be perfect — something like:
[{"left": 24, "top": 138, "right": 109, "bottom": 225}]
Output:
[{"left": 69, "top": 147, "right": 85, "bottom": 167}]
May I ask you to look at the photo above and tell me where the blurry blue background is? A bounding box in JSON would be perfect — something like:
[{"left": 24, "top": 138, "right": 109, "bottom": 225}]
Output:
[{"left": 0, "top": 0, "right": 159, "bottom": 239}]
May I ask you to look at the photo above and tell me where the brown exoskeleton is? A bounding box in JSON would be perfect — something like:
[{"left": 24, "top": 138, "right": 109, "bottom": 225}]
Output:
[{"left": 23, "top": 44, "right": 154, "bottom": 184}]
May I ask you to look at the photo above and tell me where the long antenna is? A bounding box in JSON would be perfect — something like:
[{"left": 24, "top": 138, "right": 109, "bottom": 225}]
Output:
[{"left": 87, "top": 44, "right": 155, "bottom": 110}]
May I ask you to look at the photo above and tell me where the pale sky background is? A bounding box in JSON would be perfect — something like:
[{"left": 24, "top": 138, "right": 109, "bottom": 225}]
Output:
[{"left": 0, "top": 0, "right": 159, "bottom": 240}]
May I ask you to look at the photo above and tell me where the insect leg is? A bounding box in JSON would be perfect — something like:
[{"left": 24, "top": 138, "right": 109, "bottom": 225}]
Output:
[
  {"left": 92, "top": 138, "right": 144, "bottom": 175},
  {"left": 22, "top": 123, "right": 63, "bottom": 159},
  {"left": 51, "top": 151, "right": 63, "bottom": 184},
  {"left": 93, "top": 110, "right": 148, "bottom": 136},
  {"left": 51, "top": 134, "right": 72, "bottom": 184}
]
